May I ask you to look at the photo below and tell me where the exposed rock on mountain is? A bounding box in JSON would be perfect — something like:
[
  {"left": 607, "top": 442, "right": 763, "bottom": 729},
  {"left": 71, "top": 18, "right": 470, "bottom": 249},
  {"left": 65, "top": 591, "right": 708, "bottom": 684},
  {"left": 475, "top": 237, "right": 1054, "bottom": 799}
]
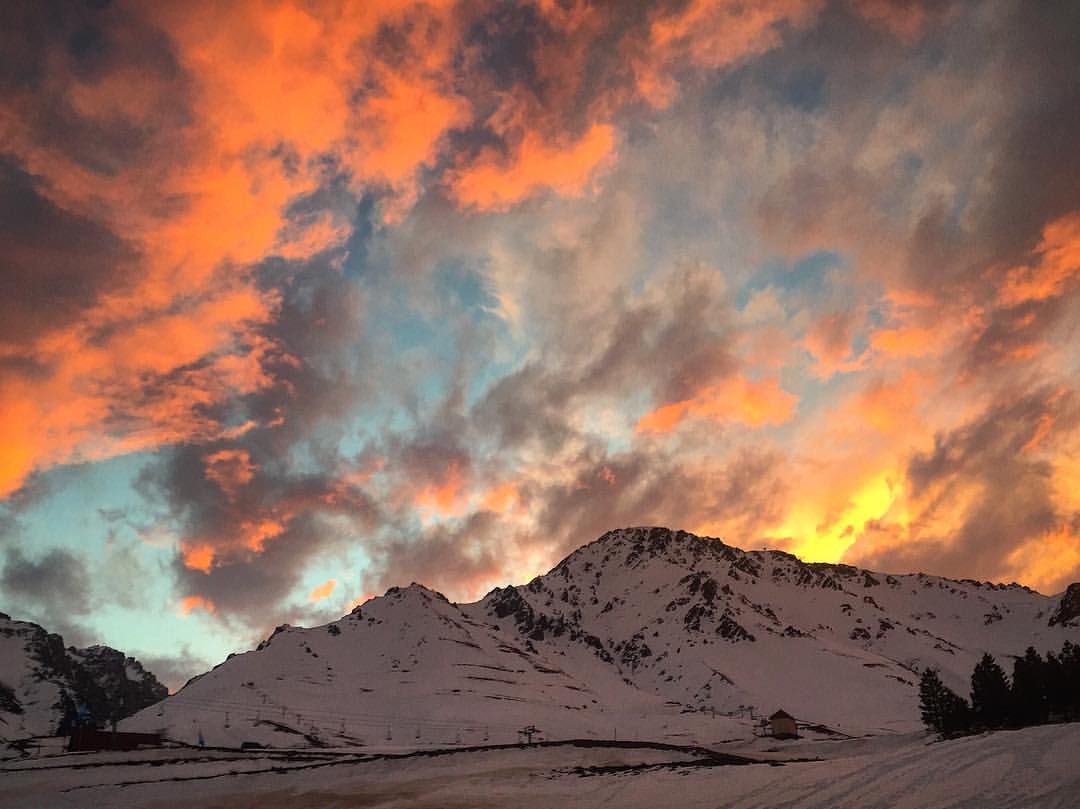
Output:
[
  {"left": 1048, "top": 583, "right": 1080, "bottom": 627},
  {"left": 0, "top": 612, "right": 167, "bottom": 739}
]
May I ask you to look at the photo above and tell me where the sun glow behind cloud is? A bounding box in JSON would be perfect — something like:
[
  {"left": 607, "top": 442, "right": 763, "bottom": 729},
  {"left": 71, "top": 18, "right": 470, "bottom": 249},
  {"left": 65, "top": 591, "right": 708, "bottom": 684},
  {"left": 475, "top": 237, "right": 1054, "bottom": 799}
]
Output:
[{"left": 1, "top": 0, "right": 1079, "bottom": 678}]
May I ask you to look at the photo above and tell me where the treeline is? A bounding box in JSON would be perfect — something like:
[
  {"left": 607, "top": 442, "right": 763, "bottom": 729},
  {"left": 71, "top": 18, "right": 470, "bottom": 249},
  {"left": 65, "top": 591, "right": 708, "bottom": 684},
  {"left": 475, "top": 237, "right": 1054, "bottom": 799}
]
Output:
[{"left": 919, "top": 641, "right": 1080, "bottom": 737}]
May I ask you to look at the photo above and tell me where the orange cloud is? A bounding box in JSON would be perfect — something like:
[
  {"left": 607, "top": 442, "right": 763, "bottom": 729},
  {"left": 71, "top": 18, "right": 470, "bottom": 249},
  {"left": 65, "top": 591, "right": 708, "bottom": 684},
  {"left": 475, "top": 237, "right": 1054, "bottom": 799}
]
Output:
[
  {"left": 450, "top": 124, "right": 616, "bottom": 211},
  {"left": 998, "top": 211, "right": 1080, "bottom": 306},
  {"left": 414, "top": 461, "right": 467, "bottom": 517},
  {"left": 179, "top": 595, "right": 216, "bottom": 615},
  {"left": 308, "top": 579, "right": 337, "bottom": 602},
  {"left": 203, "top": 449, "right": 257, "bottom": 500},
  {"left": 182, "top": 544, "right": 216, "bottom": 574},
  {"left": 869, "top": 324, "right": 941, "bottom": 358},
  {"left": 480, "top": 482, "right": 520, "bottom": 513},
  {"left": 637, "top": 376, "right": 797, "bottom": 433},
  {"left": 0, "top": 395, "right": 39, "bottom": 499},
  {"left": 1004, "top": 524, "right": 1080, "bottom": 595},
  {"left": 634, "top": 0, "right": 820, "bottom": 107},
  {"left": 0, "top": 1, "right": 471, "bottom": 497},
  {"left": 854, "top": 371, "right": 925, "bottom": 436},
  {"left": 238, "top": 519, "right": 285, "bottom": 554},
  {"left": 803, "top": 311, "right": 861, "bottom": 377}
]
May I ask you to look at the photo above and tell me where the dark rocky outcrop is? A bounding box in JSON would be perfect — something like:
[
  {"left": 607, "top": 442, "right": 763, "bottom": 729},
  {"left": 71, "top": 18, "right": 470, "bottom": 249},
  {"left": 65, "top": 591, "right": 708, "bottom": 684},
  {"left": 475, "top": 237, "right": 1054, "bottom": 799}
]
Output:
[
  {"left": 1049, "top": 583, "right": 1080, "bottom": 627},
  {"left": 0, "top": 613, "right": 167, "bottom": 734}
]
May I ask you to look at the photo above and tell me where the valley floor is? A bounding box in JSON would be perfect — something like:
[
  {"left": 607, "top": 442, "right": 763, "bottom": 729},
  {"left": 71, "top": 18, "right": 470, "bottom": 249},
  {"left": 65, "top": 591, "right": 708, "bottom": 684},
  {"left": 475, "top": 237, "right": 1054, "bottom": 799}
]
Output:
[{"left": 1, "top": 723, "right": 1078, "bottom": 808}]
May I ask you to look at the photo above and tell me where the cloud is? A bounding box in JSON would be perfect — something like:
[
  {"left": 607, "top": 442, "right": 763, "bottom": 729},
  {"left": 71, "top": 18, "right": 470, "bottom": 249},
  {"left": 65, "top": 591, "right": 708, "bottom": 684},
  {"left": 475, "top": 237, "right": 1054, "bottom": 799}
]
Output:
[
  {"left": 845, "top": 386, "right": 1080, "bottom": 591},
  {"left": 997, "top": 212, "right": 1080, "bottom": 307},
  {"left": 3, "top": 0, "right": 1080, "bottom": 658},
  {"left": 307, "top": 579, "right": 336, "bottom": 602},
  {"left": 136, "top": 645, "right": 214, "bottom": 692},
  {"left": 448, "top": 124, "right": 616, "bottom": 210},
  {"left": 0, "top": 547, "right": 93, "bottom": 636},
  {"left": 636, "top": 376, "right": 797, "bottom": 433}
]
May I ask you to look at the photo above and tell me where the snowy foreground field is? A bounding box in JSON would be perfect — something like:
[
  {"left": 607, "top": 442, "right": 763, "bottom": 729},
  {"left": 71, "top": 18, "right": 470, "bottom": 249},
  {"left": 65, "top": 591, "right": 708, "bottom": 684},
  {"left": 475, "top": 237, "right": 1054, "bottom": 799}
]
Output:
[{"left": 2, "top": 723, "right": 1078, "bottom": 809}]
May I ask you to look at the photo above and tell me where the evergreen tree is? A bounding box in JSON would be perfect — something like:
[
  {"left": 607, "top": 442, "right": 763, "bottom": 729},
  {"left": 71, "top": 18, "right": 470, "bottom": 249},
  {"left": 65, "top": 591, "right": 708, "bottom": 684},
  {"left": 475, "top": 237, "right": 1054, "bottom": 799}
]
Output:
[
  {"left": 940, "top": 686, "right": 972, "bottom": 737},
  {"left": 1049, "top": 641, "right": 1080, "bottom": 720},
  {"left": 971, "top": 653, "right": 1012, "bottom": 729},
  {"left": 1011, "top": 647, "right": 1047, "bottom": 727},
  {"left": 919, "top": 668, "right": 945, "bottom": 733},
  {"left": 1044, "top": 650, "right": 1066, "bottom": 719},
  {"left": 919, "top": 668, "right": 971, "bottom": 737}
]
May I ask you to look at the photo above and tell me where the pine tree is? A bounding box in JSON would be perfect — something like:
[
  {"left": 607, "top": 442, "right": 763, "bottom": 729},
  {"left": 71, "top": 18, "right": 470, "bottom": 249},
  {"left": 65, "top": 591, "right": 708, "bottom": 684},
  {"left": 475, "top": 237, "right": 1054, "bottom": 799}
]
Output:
[
  {"left": 971, "top": 653, "right": 1011, "bottom": 729},
  {"left": 940, "top": 686, "right": 972, "bottom": 737},
  {"left": 919, "top": 668, "right": 970, "bottom": 737},
  {"left": 919, "top": 668, "right": 945, "bottom": 733},
  {"left": 1044, "top": 650, "right": 1066, "bottom": 719},
  {"left": 1010, "top": 647, "right": 1047, "bottom": 727},
  {"left": 1050, "top": 641, "right": 1080, "bottom": 720}
]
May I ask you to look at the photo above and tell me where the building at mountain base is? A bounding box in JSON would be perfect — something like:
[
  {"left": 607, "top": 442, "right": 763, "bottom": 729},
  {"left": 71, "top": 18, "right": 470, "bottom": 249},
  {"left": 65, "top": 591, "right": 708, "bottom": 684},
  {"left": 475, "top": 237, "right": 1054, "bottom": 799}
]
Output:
[{"left": 769, "top": 710, "right": 799, "bottom": 739}]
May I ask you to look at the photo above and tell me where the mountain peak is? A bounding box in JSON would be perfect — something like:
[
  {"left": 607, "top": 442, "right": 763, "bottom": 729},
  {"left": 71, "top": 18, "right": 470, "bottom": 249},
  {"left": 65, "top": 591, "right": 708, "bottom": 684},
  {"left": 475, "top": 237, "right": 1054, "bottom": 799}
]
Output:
[{"left": 386, "top": 582, "right": 450, "bottom": 599}]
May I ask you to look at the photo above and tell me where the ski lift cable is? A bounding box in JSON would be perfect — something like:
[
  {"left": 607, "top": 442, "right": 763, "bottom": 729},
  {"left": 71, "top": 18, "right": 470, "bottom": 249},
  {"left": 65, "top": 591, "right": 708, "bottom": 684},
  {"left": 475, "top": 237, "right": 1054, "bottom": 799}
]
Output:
[{"left": 157, "top": 693, "right": 524, "bottom": 732}]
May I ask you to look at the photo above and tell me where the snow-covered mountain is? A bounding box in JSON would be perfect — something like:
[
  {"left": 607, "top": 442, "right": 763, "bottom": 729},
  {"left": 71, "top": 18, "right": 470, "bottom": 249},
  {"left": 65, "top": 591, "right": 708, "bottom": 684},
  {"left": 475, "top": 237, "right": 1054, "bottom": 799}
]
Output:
[
  {"left": 0, "top": 613, "right": 167, "bottom": 739},
  {"left": 124, "top": 527, "right": 1080, "bottom": 747}
]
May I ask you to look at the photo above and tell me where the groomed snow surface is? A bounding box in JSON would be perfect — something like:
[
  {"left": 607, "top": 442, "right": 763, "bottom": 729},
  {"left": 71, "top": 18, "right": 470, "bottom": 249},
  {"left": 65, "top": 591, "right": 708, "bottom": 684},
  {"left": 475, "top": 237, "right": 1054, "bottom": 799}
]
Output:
[{"left": 2, "top": 724, "right": 1078, "bottom": 808}]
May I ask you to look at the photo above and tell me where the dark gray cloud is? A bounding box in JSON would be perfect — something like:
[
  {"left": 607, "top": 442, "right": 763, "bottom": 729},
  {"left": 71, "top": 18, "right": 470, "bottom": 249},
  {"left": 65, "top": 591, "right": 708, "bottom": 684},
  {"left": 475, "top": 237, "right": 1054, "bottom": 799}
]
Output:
[
  {"left": 0, "top": 0, "right": 190, "bottom": 176},
  {"left": 528, "top": 444, "right": 790, "bottom": 563},
  {"left": 1, "top": 546, "right": 91, "bottom": 615},
  {"left": 364, "top": 511, "right": 505, "bottom": 597},
  {"left": 969, "top": 1, "right": 1080, "bottom": 268},
  {"left": 0, "top": 547, "right": 94, "bottom": 643},
  {"left": 136, "top": 645, "right": 214, "bottom": 693},
  {"left": 0, "top": 156, "right": 136, "bottom": 348}
]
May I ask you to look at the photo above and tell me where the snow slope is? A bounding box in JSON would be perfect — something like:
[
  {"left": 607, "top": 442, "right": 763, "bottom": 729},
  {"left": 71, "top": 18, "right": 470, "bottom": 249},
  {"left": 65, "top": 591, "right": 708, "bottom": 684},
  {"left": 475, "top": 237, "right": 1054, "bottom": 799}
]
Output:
[
  {"left": 124, "top": 582, "right": 735, "bottom": 748},
  {"left": 123, "top": 527, "right": 1080, "bottom": 746},
  {"left": 3, "top": 724, "right": 1078, "bottom": 808}
]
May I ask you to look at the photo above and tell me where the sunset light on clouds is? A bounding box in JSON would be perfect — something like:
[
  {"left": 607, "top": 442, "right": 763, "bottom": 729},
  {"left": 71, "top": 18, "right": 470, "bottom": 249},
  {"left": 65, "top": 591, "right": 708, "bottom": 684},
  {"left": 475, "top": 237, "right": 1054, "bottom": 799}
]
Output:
[{"left": 1, "top": 0, "right": 1078, "bottom": 687}]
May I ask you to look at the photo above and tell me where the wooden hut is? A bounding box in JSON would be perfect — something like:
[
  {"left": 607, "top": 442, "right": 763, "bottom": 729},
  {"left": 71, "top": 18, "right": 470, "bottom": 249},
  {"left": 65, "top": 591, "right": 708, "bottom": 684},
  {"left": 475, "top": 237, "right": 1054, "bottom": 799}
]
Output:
[
  {"left": 68, "top": 727, "right": 162, "bottom": 752},
  {"left": 768, "top": 709, "right": 798, "bottom": 739}
]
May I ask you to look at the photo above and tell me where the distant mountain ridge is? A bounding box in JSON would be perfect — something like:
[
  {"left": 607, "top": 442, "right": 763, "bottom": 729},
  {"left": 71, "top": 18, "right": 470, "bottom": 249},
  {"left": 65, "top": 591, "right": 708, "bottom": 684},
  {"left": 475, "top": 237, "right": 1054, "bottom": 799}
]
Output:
[
  {"left": 123, "top": 527, "right": 1080, "bottom": 748},
  {"left": 0, "top": 612, "right": 167, "bottom": 739}
]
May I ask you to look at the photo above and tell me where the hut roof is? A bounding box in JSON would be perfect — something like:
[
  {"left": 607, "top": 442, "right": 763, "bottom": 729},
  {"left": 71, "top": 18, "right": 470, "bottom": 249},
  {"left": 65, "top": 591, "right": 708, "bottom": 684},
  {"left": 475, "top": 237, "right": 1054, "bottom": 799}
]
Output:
[{"left": 769, "top": 709, "right": 794, "bottom": 720}]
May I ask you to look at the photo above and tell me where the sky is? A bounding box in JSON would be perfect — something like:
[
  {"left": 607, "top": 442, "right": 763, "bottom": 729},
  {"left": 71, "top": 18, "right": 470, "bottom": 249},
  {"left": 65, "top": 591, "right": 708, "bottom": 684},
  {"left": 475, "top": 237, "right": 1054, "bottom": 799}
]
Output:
[{"left": 1, "top": 0, "right": 1078, "bottom": 689}]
